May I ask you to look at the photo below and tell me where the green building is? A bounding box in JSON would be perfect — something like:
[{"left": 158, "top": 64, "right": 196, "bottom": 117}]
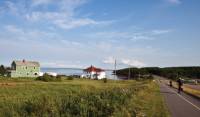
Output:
[{"left": 9, "top": 60, "right": 40, "bottom": 78}]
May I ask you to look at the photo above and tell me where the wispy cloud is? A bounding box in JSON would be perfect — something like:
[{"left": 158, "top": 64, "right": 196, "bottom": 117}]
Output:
[
  {"left": 32, "top": 0, "right": 53, "bottom": 6},
  {"left": 87, "top": 29, "right": 172, "bottom": 42},
  {"left": 152, "top": 29, "right": 172, "bottom": 35},
  {"left": 103, "top": 57, "right": 115, "bottom": 64},
  {"left": 53, "top": 18, "right": 98, "bottom": 30},
  {"left": 41, "top": 61, "right": 84, "bottom": 68},
  {"left": 4, "top": 1, "right": 19, "bottom": 14},
  {"left": 165, "top": 0, "right": 181, "bottom": 4},
  {"left": 121, "top": 59, "right": 146, "bottom": 68},
  {"left": 103, "top": 57, "right": 146, "bottom": 68},
  {"left": 2, "top": 0, "right": 112, "bottom": 30},
  {"left": 3, "top": 25, "right": 59, "bottom": 41},
  {"left": 5, "top": 25, "right": 24, "bottom": 34}
]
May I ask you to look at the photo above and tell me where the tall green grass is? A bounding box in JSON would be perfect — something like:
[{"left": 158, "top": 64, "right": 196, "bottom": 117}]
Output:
[{"left": 0, "top": 79, "right": 169, "bottom": 117}]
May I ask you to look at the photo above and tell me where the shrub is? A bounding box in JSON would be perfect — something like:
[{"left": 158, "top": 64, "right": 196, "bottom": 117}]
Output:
[
  {"left": 36, "top": 73, "right": 61, "bottom": 82},
  {"left": 66, "top": 76, "right": 74, "bottom": 80},
  {"left": 94, "top": 77, "right": 98, "bottom": 80},
  {"left": 103, "top": 78, "right": 107, "bottom": 83},
  {"left": 21, "top": 96, "right": 58, "bottom": 116},
  {"left": 0, "top": 65, "right": 6, "bottom": 76},
  {"left": 56, "top": 75, "right": 62, "bottom": 81}
]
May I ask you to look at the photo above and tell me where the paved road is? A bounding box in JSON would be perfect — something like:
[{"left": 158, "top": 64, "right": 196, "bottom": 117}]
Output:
[{"left": 158, "top": 79, "right": 200, "bottom": 117}]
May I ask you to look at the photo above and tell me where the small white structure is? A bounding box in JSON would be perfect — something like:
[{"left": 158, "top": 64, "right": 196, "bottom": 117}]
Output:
[
  {"left": 81, "top": 65, "right": 106, "bottom": 79},
  {"left": 39, "top": 72, "right": 44, "bottom": 76},
  {"left": 46, "top": 72, "right": 57, "bottom": 77}
]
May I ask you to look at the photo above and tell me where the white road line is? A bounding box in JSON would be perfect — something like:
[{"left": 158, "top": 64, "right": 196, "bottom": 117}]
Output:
[{"left": 162, "top": 82, "right": 200, "bottom": 111}]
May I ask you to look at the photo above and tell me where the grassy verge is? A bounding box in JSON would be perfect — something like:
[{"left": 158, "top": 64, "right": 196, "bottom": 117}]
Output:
[
  {"left": 183, "top": 87, "right": 200, "bottom": 98},
  {"left": 164, "top": 79, "right": 200, "bottom": 99},
  {"left": 128, "top": 81, "right": 170, "bottom": 117},
  {"left": 0, "top": 78, "right": 169, "bottom": 117}
]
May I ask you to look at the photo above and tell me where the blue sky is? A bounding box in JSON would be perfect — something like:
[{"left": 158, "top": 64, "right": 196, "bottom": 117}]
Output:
[{"left": 0, "top": 0, "right": 200, "bottom": 68}]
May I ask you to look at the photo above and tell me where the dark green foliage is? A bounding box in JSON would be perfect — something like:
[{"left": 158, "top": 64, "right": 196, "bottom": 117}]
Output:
[
  {"left": 0, "top": 65, "right": 6, "bottom": 76},
  {"left": 56, "top": 75, "right": 62, "bottom": 79},
  {"left": 103, "top": 78, "right": 107, "bottom": 83},
  {"left": 159, "top": 67, "right": 200, "bottom": 79},
  {"left": 66, "top": 76, "right": 74, "bottom": 80},
  {"left": 36, "top": 73, "right": 61, "bottom": 82},
  {"left": 116, "top": 67, "right": 200, "bottom": 80},
  {"left": 94, "top": 77, "right": 98, "bottom": 80}
]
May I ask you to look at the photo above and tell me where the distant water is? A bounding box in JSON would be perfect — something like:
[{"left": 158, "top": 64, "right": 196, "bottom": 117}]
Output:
[{"left": 41, "top": 68, "right": 119, "bottom": 80}]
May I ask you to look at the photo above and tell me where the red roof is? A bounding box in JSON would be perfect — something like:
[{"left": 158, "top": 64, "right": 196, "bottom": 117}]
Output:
[{"left": 84, "top": 65, "right": 105, "bottom": 72}]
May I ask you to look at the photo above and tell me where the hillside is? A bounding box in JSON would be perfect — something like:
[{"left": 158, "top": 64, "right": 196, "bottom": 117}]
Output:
[{"left": 116, "top": 67, "right": 200, "bottom": 80}]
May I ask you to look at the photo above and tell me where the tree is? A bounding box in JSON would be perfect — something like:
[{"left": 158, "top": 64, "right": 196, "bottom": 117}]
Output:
[
  {"left": 116, "top": 67, "right": 200, "bottom": 80},
  {"left": 0, "top": 65, "right": 6, "bottom": 76}
]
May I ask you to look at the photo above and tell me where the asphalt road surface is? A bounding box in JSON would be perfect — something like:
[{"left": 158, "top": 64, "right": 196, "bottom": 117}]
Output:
[{"left": 158, "top": 80, "right": 200, "bottom": 117}]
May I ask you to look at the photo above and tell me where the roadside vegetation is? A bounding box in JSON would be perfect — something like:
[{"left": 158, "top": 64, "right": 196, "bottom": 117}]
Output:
[
  {"left": 164, "top": 79, "right": 200, "bottom": 99},
  {"left": 183, "top": 86, "right": 200, "bottom": 98},
  {"left": 0, "top": 77, "right": 169, "bottom": 117}
]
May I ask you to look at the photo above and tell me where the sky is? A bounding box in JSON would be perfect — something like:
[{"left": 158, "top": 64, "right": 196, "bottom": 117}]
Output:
[{"left": 0, "top": 0, "right": 200, "bottom": 69}]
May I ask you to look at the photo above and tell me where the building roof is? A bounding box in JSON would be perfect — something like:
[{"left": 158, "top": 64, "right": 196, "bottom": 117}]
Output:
[
  {"left": 13, "top": 60, "right": 40, "bottom": 67},
  {"left": 84, "top": 65, "right": 104, "bottom": 72}
]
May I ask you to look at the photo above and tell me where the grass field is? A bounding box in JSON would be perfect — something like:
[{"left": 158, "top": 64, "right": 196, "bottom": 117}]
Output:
[{"left": 0, "top": 77, "right": 169, "bottom": 117}]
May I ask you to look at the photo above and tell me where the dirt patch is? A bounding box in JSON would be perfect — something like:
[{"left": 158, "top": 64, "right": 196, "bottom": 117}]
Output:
[{"left": 0, "top": 83, "right": 17, "bottom": 87}]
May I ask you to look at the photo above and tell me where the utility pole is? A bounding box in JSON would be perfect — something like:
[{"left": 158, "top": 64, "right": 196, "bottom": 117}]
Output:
[
  {"left": 138, "top": 68, "right": 141, "bottom": 79},
  {"left": 114, "top": 59, "right": 117, "bottom": 80},
  {"left": 128, "top": 65, "right": 131, "bottom": 80}
]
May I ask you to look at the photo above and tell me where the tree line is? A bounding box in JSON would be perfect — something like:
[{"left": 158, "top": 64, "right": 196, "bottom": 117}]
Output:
[
  {"left": 116, "top": 67, "right": 200, "bottom": 80},
  {"left": 0, "top": 65, "right": 11, "bottom": 76}
]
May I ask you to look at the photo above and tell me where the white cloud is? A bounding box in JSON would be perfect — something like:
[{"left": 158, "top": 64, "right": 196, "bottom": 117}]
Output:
[
  {"left": 1, "top": 25, "right": 156, "bottom": 68},
  {"left": 103, "top": 57, "right": 115, "bottom": 64},
  {"left": 59, "top": 0, "right": 87, "bottom": 11},
  {"left": 2, "top": 0, "right": 111, "bottom": 30},
  {"left": 41, "top": 61, "right": 84, "bottom": 68},
  {"left": 4, "top": 25, "right": 59, "bottom": 41},
  {"left": 29, "top": 0, "right": 110, "bottom": 29},
  {"left": 121, "top": 59, "right": 146, "bottom": 68},
  {"left": 131, "top": 35, "right": 154, "bottom": 41},
  {"left": 5, "top": 25, "right": 24, "bottom": 34},
  {"left": 54, "top": 18, "right": 98, "bottom": 30},
  {"left": 166, "top": 0, "right": 181, "bottom": 4},
  {"left": 88, "top": 29, "right": 172, "bottom": 42},
  {"left": 152, "top": 29, "right": 172, "bottom": 35},
  {"left": 60, "top": 40, "right": 83, "bottom": 47},
  {"left": 4, "top": 1, "right": 18, "bottom": 14},
  {"left": 25, "top": 12, "right": 63, "bottom": 21},
  {"left": 103, "top": 57, "right": 146, "bottom": 68},
  {"left": 32, "top": 0, "right": 52, "bottom": 6}
]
